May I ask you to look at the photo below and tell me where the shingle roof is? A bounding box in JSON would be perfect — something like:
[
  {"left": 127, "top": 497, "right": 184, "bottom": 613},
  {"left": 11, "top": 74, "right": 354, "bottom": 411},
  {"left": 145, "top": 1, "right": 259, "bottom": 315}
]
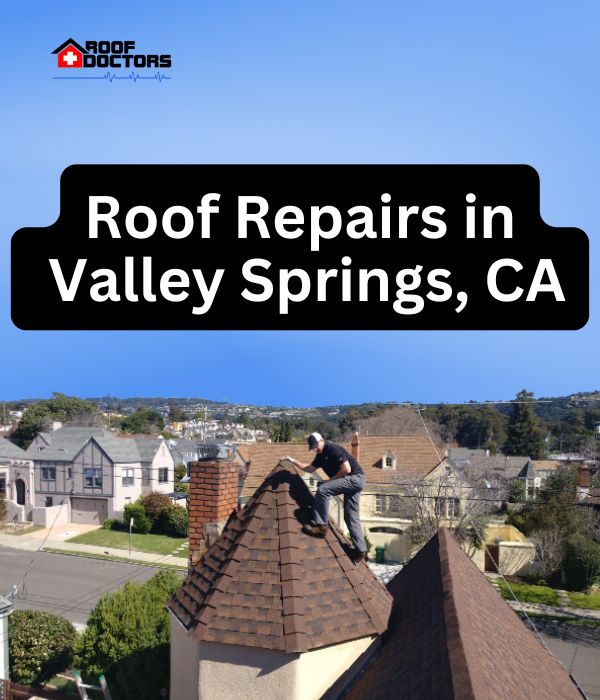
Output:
[
  {"left": 0, "top": 438, "right": 27, "bottom": 460},
  {"left": 26, "top": 426, "right": 109, "bottom": 459},
  {"left": 132, "top": 437, "right": 163, "bottom": 462},
  {"left": 518, "top": 461, "right": 536, "bottom": 479},
  {"left": 345, "top": 528, "right": 581, "bottom": 700},
  {"left": 169, "top": 461, "right": 392, "bottom": 653},
  {"left": 93, "top": 436, "right": 140, "bottom": 463},
  {"left": 239, "top": 436, "right": 441, "bottom": 497}
]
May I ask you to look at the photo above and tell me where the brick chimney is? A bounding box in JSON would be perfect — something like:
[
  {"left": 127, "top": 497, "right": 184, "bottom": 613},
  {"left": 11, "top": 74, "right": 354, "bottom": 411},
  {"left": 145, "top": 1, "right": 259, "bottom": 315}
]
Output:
[
  {"left": 188, "top": 460, "right": 238, "bottom": 567},
  {"left": 351, "top": 431, "right": 360, "bottom": 462},
  {"left": 577, "top": 465, "right": 590, "bottom": 501}
]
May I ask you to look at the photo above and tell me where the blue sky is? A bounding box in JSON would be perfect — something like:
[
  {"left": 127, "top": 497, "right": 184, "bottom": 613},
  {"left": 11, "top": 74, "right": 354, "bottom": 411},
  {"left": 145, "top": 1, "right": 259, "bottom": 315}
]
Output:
[{"left": 2, "top": 1, "right": 598, "bottom": 406}]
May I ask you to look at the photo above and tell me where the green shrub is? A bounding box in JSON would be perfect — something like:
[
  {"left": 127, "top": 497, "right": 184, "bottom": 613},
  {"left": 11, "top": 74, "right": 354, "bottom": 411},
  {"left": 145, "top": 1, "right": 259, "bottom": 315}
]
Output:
[
  {"left": 123, "top": 502, "right": 151, "bottom": 534},
  {"left": 142, "top": 492, "right": 172, "bottom": 526},
  {"left": 9, "top": 610, "right": 76, "bottom": 686},
  {"left": 73, "top": 570, "right": 181, "bottom": 700},
  {"left": 174, "top": 463, "right": 187, "bottom": 481},
  {"left": 159, "top": 503, "right": 188, "bottom": 537},
  {"left": 0, "top": 495, "right": 6, "bottom": 522},
  {"left": 102, "top": 518, "right": 121, "bottom": 531},
  {"left": 563, "top": 534, "right": 600, "bottom": 591}
]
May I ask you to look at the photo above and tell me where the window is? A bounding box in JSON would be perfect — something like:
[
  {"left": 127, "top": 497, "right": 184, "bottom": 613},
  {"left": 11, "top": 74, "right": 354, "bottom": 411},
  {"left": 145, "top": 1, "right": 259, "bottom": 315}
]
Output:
[
  {"left": 66, "top": 467, "right": 73, "bottom": 480},
  {"left": 122, "top": 468, "right": 134, "bottom": 487},
  {"left": 158, "top": 468, "right": 169, "bottom": 484},
  {"left": 41, "top": 466, "right": 56, "bottom": 481},
  {"left": 383, "top": 453, "right": 396, "bottom": 469},
  {"left": 447, "top": 498, "right": 460, "bottom": 518},
  {"left": 142, "top": 467, "right": 150, "bottom": 486},
  {"left": 44, "top": 496, "right": 53, "bottom": 507},
  {"left": 388, "top": 495, "right": 400, "bottom": 513},
  {"left": 0, "top": 474, "right": 6, "bottom": 496},
  {"left": 435, "top": 497, "right": 460, "bottom": 519},
  {"left": 375, "top": 495, "right": 400, "bottom": 513},
  {"left": 84, "top": 468, "right": 102, "bottom": 489}
]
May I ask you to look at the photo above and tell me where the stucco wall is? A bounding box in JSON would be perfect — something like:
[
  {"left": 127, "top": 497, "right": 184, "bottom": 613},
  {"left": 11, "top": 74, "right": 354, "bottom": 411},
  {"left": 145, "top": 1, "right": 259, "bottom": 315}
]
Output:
[
  {"left": 170, "top": 614, "right": 375, "bottom": 700},
  {"left": 111, "top": 462, "right": 143, "bottom": 516},
  {"left": 32, "top": 502, "right": 70, "bottom": 527},
  {"left": 296, "top": 635, "right": 375, "bottom": 699}
]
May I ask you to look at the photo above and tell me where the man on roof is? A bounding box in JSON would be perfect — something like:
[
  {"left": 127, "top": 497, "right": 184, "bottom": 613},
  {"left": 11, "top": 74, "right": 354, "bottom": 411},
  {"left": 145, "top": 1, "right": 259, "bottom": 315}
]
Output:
[{"left": 287, "top": 432, "right": 367, "bottom": 562}]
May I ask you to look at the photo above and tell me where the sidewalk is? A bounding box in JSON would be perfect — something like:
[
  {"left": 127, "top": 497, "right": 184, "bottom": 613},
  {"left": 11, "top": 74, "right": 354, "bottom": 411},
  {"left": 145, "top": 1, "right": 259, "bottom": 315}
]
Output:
[{"left": 0, "top": 525, "right": 188, "bottom": 568}]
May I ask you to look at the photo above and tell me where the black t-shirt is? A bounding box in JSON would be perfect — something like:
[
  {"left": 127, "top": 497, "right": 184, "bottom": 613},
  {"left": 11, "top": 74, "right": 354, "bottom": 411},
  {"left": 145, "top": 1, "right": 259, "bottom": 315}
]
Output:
[{"left": 312, "top": 442, "right": 364, "bottom": 478}]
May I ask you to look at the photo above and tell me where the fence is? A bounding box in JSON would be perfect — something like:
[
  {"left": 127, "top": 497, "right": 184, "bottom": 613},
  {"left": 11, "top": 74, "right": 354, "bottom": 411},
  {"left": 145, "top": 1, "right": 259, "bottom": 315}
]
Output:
[{"left": 0, "top": 679, "right": 72, "bottom": 700}]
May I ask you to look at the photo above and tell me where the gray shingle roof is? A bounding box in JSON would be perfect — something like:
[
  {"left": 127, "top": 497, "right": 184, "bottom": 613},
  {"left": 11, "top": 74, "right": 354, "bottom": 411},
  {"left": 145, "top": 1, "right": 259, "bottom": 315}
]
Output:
[
  {"left": 93, "top": 436, "right": 140, "bottom": 463},
  {"left": 0, "top": 438, "right": 28, "bottom": 460},
  {"left": 26, "top": 426, "right": 109, "bottom": 459},
  {"left": 132, "top": 437, "right": 163, "bottom": 462}
]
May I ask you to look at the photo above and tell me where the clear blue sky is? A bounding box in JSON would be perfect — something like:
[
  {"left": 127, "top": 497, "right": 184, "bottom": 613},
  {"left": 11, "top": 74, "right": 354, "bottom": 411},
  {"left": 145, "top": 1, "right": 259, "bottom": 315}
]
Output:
[{"left": 2, "top": 2, "right": 598, "bottom": 406}]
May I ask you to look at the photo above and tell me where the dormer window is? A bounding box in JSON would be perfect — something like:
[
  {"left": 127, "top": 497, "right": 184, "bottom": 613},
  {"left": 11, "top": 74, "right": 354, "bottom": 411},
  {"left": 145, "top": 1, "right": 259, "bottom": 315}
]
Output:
[{"left": 383, "top": 452, "right": 396, "bottom": 469}]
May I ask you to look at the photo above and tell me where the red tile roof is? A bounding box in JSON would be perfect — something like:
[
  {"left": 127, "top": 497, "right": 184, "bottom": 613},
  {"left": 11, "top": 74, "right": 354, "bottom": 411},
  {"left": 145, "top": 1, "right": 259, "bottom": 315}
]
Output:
[
  {"left": 238, "top": 435, "right": 441, "bottom": 497},
  {"left": 345, "top": 529, "right": 581, "bottom": 700},
  {"left": 169, "top": 461, "right": 392, "bottom": 653}
]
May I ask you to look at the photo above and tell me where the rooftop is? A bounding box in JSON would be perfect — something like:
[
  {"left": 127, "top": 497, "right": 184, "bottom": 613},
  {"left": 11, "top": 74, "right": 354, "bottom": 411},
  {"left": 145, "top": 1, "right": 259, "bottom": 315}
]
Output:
[
  {"left": 169, "top": 461, "right": 392, "bottom": 653},
  {"left": 344, "top": 529, "right": 581, "bottom": 700}
]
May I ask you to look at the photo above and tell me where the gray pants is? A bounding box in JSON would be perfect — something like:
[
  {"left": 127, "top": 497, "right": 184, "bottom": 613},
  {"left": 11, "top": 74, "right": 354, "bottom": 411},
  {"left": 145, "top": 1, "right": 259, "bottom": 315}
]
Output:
[{"left": 314, "top": 473, "right": 367, "bottom": 552}]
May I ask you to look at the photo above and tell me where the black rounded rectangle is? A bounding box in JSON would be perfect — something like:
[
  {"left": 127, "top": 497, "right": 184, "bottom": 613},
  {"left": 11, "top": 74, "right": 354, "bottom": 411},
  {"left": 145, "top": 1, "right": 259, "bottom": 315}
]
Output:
[{"left": 11, "top": 164, "right": 588, "bottom": 330}]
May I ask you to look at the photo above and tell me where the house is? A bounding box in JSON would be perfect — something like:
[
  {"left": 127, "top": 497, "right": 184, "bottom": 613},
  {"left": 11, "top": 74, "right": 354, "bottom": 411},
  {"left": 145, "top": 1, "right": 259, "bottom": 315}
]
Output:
[
  {"left": 0, "top": 438, "right": 33, "bottom": 521},
  {"left": 24, "top": 426, "right": 174, "bottom": 524},
  {"left": 168, "top": 458, "right": 581, "bottom": 700},
  {"left": 51, "top": 38, "right": 88, "bottom": 69},
  {"left": 236, "top": 434, "right": 452, "bottom": 562}
]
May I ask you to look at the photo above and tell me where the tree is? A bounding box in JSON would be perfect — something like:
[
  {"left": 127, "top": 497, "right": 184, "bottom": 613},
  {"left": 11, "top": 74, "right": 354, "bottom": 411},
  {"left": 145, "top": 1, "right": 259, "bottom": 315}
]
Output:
[
  {"left": 12, "top": 392, "right": 100, "bottom": 448},
  {"left": 9, "top": 610, "right": 76, "bottom": 686},
  {"left": 142, "top": 492, "right": 172, "bottom": 527},
  {"left": 0, "top": 494, "right": 5, "bottom": 522},
  {"left": 74, "top": 571, "right": 180, "bottom": 700},
  {"left": 563, "top": 534, "right": 600, "bottom": 591},
  {"left": 120, "top": 408, "right": 165, "bottom": 434},
  {"left": 269, "top": 421, "right": 293, "bottom": 442},
  {"left": 168, "top": 403, "right": 187, "bottom": 423},
  {"left": 504, "top": 390, "right": 545, "bottom": 458}
]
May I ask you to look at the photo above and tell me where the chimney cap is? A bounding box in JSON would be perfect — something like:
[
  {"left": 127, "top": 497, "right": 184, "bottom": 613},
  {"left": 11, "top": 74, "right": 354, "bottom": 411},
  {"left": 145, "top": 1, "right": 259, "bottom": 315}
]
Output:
[{"left": 194, "top": 442, "right": 234, "bottom": 461}]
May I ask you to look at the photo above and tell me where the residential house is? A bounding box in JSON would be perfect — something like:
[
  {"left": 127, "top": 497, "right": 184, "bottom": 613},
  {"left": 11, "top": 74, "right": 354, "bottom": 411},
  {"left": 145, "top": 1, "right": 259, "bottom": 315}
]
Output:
[
  {"left": 0, "top": 438, "right": 33, "bottom": 521},
  {"left": 236, "top": 434, "right": 461, "bottom": 562},
  {"left": 25, "top": 426, "right": 174, "bottom": 524},
  {"left": 168, "top": 459, "right": 581, "bottom": 700}
]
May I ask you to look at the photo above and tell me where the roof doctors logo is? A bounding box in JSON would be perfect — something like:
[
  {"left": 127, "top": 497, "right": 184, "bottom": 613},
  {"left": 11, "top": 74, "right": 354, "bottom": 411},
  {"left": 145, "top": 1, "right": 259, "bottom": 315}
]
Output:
[{"left": 51, "top": 38, "right": 172, "bottom": 83}]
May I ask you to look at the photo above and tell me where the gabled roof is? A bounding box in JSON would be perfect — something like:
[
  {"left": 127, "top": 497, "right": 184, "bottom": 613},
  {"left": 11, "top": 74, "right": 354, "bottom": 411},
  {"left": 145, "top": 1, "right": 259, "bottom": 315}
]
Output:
[
  {"left": 345, "top": 529, "right": 581, "bottom": 700},
  {"left": 51, "top": 38, "right": 88, "bottom": 54},
  {"left": 92, "top": 436, "right": 140, "bottom": 463},
  {"left": 238, "top": 435, "right": 441, "bottom": 497},
  {"left": 169, "top": 461, "right": 392, "bottom": 653},
  {"left": 0, "top": 438, "right": 27, "bottom": 460},
  {"left": 26, "top": 427, "right": 110, "bottom": 460},
  {"left": 518, "top": 461, "right": 536, "bottom": 479},
  {"left": 132, "top": 436, "right": 164, "bottom": 462}
]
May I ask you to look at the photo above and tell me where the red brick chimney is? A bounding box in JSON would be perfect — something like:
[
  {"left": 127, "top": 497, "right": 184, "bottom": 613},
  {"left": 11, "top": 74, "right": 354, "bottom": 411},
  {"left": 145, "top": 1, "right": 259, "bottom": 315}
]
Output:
[
  {"left": 351, "top": 431, "right": 360, "bottom": 462},
  {"left": 188, "top": 460, "right": 238, "bottom": 567}
]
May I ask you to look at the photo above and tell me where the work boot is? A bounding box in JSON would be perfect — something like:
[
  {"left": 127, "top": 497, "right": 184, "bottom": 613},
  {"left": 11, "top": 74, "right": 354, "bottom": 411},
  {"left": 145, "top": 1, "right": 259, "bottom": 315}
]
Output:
[
  {"left": 350, "top": 548, "right": 368, "bottom": 563},
  {"left": 302, "top": 522, "right": 327, "bottom": 538}
]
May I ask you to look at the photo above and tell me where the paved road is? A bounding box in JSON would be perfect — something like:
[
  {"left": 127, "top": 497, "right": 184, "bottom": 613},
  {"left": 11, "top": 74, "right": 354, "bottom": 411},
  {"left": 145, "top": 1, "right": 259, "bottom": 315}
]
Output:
[{"left": 0, "top": 546, "right": 183, "bottom": 626}]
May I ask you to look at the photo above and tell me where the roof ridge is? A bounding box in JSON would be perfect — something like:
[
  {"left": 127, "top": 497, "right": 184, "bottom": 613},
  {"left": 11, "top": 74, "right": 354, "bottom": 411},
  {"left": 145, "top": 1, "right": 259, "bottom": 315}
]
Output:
[{"left": 437, "top": 529, "right": 479, "bottom": 700}]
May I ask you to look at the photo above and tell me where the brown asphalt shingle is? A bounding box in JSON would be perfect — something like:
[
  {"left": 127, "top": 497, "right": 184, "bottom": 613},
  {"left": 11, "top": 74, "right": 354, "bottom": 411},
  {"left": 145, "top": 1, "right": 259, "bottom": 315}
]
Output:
[
  {"left": 239, "top": 436, "right": 441, "bottom": 497},
  {"left": 345, "top": 529, "right": 581, "bottom": 700},
  {"left": 169, "top": 461, "right": 392, "bottom": 653}
]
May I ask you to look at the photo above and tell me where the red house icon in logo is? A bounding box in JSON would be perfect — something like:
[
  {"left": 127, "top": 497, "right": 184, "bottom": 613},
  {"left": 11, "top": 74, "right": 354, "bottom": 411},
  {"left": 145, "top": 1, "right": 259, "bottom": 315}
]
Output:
[{"left": 51, "top": 38, "right": 88, "bottom": 68}]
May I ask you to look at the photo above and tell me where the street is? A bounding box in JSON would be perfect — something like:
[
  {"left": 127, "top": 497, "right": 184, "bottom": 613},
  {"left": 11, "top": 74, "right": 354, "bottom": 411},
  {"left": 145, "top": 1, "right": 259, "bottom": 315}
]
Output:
[{"left": 0, "top": 546, "right": 183, "bottom": 626}]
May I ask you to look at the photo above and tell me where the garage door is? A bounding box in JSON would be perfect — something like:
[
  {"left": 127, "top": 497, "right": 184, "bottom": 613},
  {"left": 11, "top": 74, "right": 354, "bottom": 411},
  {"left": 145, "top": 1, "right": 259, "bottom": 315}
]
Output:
[{"left": 71, "top": 497, "right": 108, "bottom": 525}]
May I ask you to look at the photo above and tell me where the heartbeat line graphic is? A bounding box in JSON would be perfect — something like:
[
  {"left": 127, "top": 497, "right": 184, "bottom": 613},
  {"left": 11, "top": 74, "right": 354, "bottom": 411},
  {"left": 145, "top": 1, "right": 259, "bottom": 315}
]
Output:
[{"left": 53, "top": 71, "right": 171, "bottom": 83}]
